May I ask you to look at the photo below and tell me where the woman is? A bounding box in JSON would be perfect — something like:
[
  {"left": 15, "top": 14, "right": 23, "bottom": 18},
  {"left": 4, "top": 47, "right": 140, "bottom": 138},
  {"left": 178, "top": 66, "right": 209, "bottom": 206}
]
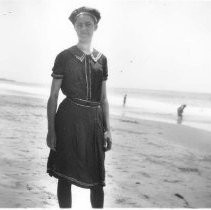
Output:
[{"left": 46, "top": 7, "right": 112, "bottom": 208}]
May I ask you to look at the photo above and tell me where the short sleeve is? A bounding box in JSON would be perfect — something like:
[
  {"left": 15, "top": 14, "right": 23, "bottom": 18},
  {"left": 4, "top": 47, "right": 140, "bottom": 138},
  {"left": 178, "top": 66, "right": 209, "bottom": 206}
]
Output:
[
  {"left": 51, "top": 52, "right": 65, "bottom": 79},
  {"left": 102, "top": 56, "right": 108, "bottom": 81}
]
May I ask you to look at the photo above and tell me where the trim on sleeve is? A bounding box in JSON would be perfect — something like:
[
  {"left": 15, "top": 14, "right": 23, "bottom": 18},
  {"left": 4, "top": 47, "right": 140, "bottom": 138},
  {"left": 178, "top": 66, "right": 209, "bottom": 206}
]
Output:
[{"left": 51, "top": 72, "right": 64, "bottom": 79}]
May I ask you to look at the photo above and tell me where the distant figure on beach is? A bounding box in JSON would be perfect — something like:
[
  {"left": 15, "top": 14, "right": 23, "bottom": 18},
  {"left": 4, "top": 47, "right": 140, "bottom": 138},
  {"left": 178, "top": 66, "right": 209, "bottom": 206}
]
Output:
[
  {"left": 177, "top": 104, "right": 187, "bottom": 124},
  {"left": 123, "top": 94, "right": 127, "bottom": 107},
  {"left": 46, "top": 7, "right": 112, "bottom": 208}
]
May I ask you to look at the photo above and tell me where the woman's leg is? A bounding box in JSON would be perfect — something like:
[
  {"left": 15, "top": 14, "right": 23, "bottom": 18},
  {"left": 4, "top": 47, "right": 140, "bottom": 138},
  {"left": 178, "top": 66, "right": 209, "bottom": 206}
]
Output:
[
  {"left": 90, "top": 185, "right": 104, "bottom": 208},
  {"left": 57, "top": 178, "right": 72, "bottom": 208}
]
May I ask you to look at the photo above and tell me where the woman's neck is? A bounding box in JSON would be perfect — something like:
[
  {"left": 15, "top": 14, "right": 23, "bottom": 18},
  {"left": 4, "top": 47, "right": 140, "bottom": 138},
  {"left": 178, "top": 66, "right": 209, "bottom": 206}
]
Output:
[{"left": 77, "top": 42, "right": 93, "bottom": 54}]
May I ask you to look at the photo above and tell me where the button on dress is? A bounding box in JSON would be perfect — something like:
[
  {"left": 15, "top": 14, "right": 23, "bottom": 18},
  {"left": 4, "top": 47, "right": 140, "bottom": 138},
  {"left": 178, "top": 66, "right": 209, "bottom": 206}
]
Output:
[{"left": 47, "top": 45, "right": 108, "bottom": 188}]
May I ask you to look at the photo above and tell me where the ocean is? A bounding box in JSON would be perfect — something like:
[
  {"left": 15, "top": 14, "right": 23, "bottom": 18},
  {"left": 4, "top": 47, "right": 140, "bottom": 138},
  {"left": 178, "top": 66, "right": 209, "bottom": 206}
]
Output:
[
  {"left": 108, "top": 88, "right": 211, "bottom": 132},
  {"left": 1, "top": 79, "right": 211, "bottom": 132}
]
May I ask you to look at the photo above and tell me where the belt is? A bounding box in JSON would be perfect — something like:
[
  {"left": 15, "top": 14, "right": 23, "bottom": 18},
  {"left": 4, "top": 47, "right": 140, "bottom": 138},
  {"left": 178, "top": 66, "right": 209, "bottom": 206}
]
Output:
[{"left": 67, "top": 97, "right": 101, "bottom": 108}]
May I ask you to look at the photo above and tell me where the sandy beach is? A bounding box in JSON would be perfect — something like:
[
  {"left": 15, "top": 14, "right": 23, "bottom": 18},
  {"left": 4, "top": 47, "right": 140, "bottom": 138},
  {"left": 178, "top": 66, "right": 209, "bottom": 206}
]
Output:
[{"left": 0, "top": 93, "right": 211, "bottom": 208}]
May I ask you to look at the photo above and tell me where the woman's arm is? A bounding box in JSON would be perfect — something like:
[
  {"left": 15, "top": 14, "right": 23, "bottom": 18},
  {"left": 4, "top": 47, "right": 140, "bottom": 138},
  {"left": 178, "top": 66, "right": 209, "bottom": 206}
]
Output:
[
  {"left": 46, "top": 78, "right": 62, "bottom": 150},
  {"left": 101, "top": 81, "right": 112, "bottom": 151}
]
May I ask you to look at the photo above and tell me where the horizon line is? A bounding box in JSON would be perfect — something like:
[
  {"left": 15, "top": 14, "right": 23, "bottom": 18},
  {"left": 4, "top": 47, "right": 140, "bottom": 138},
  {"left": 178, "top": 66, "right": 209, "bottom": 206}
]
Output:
[{"left": 0, "top": 77, "right": 210, "bottom": 95}]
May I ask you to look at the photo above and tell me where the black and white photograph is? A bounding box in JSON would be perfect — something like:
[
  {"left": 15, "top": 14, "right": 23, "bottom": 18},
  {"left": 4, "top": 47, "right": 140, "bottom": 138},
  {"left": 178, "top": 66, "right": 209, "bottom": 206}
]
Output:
[{"left": 0, "top": 0, "right": 211, "bottom": 208}]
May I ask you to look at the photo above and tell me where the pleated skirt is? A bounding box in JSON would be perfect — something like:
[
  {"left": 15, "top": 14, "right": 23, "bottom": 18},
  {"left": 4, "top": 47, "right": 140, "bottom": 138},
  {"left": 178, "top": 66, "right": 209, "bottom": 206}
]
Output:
[{"left": 47, "top": 98, "right": 105, "bottom": 189}]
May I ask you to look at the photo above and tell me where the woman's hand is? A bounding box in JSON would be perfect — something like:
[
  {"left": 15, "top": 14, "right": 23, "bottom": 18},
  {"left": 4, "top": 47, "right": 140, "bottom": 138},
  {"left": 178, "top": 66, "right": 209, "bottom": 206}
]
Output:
[
  {"left": 104, "top": 130, "right": 112, "bottom": 152},
  {"left": 46, "top": 130, "right": 57, "bottom": 151}
]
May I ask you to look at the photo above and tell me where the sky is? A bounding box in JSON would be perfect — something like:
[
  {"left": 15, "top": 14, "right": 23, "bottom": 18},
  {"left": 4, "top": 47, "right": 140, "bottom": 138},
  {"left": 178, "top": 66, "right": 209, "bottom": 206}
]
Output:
[{"left": 0, "top": 0, "right": 211, "bottom": 93}]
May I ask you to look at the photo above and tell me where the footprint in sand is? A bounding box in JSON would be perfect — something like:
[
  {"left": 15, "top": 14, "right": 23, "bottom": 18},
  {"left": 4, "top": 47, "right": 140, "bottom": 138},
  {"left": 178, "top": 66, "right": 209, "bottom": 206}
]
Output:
[
  {"left": 140, "top": 172, "right": 151, "bottom": 178},
  {"left": 42, "top": 200, "right": 50, "bottom": 205},
  {"left": 20, "top": 149, "right": 30, "bottom": 153},
  {"left": 17, "top": 153, "right": 26, "bottom": 158},
  {"left": 29, "top": 171, "right": 36, "bottom": 175},
  {"left": 4, "top": 173, "right": 13, "bottom": 177},
  {"left": 164, "top": 179, "right": 181, "bottom": 183},
  {"left": 178, "top": 167, "right": 200, "bottom": 174},
  {"left": 44, "top": 191, "right": 56, "bottom": 198},
  {"left": 115, "top": 198, "right": 127, "bottom": 204},
  {"left": 142, "top": 194, "right": 150, "bottom": 199},
  {"left": 26, "top": 184, "right": 33, "bottom": 191},
  {"left": 35, "top": 192, "right": 52, "bottom": 199},
  {"left": 127, "top": 202, "right": 139, "bottom": 207},
  {"left": 116, "top": 167, "right": 123, "bottom": 170},
  {"left": 146, "top": 141, "right": 163, "bottom": 148}
]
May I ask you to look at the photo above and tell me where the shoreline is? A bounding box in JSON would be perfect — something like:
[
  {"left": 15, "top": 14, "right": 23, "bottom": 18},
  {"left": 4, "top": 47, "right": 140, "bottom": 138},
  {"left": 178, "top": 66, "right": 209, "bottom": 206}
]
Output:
[
  {"left": 110, "top": 105, "right": 211, "bottom": 133},
  {"left": 110, "top": 114, "right": 211, "bottom": 154},
  {"left": 1, "top": 89, "right": 211, "bottom": 133}
]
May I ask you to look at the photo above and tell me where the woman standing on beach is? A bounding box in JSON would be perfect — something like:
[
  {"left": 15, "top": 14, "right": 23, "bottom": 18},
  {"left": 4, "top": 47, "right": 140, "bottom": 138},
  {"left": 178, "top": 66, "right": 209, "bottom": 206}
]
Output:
[{"left": 46, "top": 7, "right": 112, "bottom": 208}]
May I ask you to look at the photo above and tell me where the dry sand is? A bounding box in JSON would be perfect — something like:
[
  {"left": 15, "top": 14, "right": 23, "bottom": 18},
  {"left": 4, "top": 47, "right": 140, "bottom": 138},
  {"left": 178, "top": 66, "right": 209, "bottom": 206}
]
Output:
[
  {"left": 0, "top": 94, "right": 211, "bottom": 208},
  {"left": 105, "top": 116, "right": 211, "bottom": 208}
]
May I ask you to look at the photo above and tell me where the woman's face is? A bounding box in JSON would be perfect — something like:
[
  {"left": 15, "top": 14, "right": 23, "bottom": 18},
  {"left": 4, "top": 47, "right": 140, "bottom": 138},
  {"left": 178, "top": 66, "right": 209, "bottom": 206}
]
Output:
[{"left": 74, "top": 14, "right": 97, "bottom": 42}]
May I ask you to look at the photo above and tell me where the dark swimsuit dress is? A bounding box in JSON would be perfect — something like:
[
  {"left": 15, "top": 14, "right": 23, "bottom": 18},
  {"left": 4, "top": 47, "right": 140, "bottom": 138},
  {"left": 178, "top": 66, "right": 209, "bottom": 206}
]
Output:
[{"left": 47, "top": 45, "right": 108, "bottom": 189}]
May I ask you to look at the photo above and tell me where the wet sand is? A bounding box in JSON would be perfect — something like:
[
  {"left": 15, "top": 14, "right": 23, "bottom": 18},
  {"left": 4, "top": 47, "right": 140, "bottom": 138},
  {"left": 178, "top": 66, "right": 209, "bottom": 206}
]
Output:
[{"left": 0, "top": 94, "right": 211, "bottom": 208}]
